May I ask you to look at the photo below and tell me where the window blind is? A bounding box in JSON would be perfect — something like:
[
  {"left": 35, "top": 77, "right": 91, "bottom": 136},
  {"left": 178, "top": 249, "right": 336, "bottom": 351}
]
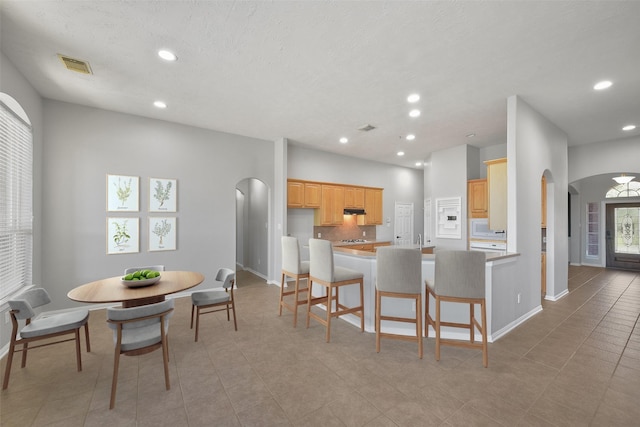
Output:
[{"left": 0, "top": 100, "right": 33, "bottom": 300}]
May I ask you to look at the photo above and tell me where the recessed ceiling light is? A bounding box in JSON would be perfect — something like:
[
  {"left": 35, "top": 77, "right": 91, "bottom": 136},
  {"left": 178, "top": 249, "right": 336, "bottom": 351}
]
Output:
[
  {"left": 409, "top": 109, "right": 420, "bottom": 118},
  {"left": 154, "top": 101, "right": 167, "bottom": 109},
  {"left": 397, "top": 151, "right": 405, "bottom": 156},
  {"left": 622, "top": 125, "right": 636, "bottom": 131},
  {"left": 593, "top": 80, "right": 612, "bottom": 90},
  {"left": 407, "top": 94, "right": 420, "bottom": 103},
  {"left": 158, "top": 50, "right": 177, "bottom": 61},
  {"left": 339, "top": 137, "right": 348, "bottom": 143},
  {"left": 415, "top": 161, "right": 423, "bottom": 167},
  {"left": 466, "top": 133, "right": 476, "bottom": 138},
  {"left": 406, "top": 134, "right": 416, "bottom": 141}
]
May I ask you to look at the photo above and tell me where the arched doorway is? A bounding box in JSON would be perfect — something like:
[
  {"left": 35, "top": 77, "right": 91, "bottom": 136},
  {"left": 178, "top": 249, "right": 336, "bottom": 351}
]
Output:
[{"left": 235, "top": 178, "right": 269, "bottom": 284}]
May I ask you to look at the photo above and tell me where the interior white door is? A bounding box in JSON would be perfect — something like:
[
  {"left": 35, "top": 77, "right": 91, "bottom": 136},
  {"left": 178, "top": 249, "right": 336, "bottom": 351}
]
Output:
[{"left": 394, "top": 202, "right": 414, "bottom": 246}]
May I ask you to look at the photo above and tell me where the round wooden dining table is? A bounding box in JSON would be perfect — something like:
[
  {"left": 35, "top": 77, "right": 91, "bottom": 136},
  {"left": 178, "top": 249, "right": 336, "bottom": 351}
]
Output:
[{"left": 68, "top": 270, "right": 205, "bottom": 308}]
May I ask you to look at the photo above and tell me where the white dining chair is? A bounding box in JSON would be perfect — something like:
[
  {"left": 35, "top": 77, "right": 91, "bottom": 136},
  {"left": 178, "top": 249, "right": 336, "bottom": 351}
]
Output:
[
  {"left": 106, "top": 298, "right": 174, "bottom": 409},
  {"left": 3, "top": 287, "right": 90, "bottom": 390}
]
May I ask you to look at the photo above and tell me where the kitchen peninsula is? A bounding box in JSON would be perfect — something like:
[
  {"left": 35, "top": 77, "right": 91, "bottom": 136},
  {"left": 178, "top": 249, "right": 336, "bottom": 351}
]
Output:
[{"left": 317, "top": 246, "right": 523, "bottom": 342}]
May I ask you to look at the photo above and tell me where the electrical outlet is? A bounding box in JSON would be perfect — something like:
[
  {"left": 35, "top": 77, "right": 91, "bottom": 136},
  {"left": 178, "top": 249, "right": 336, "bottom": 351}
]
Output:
[
  {"left": 363, "top": 231, "right": 366, "bottom": 237},
  {"left": 317, "top": 232, "right": 321, "bottom": 238},
  {"left": 517, "top": 293, "right": 521, "bottom": 304}
]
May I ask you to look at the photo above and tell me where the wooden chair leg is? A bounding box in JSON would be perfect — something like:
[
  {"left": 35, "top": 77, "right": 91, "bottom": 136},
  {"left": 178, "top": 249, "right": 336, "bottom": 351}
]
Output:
[
  {"left": 194, "top": 307, "right": 200, "bottom": 342},
  {"left": 20, "top": 342, "right": 28, "bottom": 368},
  {"left": 84, "top": 323, "right": 91, "bottom": 352},
  {"left": 190, "top": 304, "right": 195, "bottom": 329},
  {"left": 375, "top": 289, "right": 381, "bottom": 353},
  {"left": 75, "top": 329, "right": 83, "bottom": 371},
  {"left": 110, "top": 337, "right": 121, "bottom": 409},
  {"left": 435, "top": 296, "right": 441, "bottom": 361},
  {"left": 2, "top": 342, "right": 16, "bottom": 390},
  {"left": 481, "top": 300, "right": 488, "bottom": 368},
  {"left": 416, "top": 295, "right": 423, "bottom": 359},
  {"left": 325, "top": 285, "right": 332, "bottom": 342},
  {"left": 306, "top": 280, "right": 313, "bottom": 329},
  {"left": 231, "top": 301, "right": 238, "bottom": 331},
  {"left": 424, "top": 288, "right": 430, "bottom": 338},
  {"left": 359, "top": 280, "right": 365, "bottom": 332},
  {"left": 161, "top": 322, "right": 170, "bottom": 390},
  {"left": 470, "top": 303, "right": 475, "bottom": 343},
  {"left": 292, "top": 277, "right": 300, "bottom": 327},
  {"left": 279, "top": 273, "right": 286, "bottom": 316}
]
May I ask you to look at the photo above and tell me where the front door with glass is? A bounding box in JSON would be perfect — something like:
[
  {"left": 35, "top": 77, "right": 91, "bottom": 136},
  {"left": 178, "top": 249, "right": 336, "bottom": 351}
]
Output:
[{"left": 606, "top": 203, "right": 640, "bottom": 270}]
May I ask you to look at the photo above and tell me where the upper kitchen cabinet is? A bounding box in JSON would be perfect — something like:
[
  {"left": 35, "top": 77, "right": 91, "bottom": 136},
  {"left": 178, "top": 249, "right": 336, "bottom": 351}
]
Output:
[
  {"left": 360, "top": 188, "right": 383, "bottom": 225},
  {"left": 344, "top": 186, "right": 365, "bottom": 209},
  {"left": 485, "top": 158, "right": 507, "bottom": 231},
  {"left": 468, "top": 179, "right": 488, "bottom": 218},
  {"left": 287, "top": 180, "right": 320, "bottom": 208},
  {"left": 314, "top": 185, "right": 345, "bottom": 225}
]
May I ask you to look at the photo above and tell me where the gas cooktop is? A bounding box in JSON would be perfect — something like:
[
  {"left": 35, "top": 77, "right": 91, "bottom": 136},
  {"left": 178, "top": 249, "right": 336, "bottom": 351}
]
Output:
[{"left": 341, "top": 239, "right": 368, "bottom": 243}]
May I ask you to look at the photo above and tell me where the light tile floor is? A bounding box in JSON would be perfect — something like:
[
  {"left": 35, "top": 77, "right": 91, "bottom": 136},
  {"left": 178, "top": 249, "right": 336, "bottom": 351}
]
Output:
[{"left": 1, "top": 265, "right": 639, "bottom": 426}]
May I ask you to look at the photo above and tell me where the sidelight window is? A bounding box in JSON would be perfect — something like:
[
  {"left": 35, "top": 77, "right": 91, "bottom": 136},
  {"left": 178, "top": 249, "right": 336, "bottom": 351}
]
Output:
[{"left": 586, "top": 202, "right": 599, "bottom": 258}]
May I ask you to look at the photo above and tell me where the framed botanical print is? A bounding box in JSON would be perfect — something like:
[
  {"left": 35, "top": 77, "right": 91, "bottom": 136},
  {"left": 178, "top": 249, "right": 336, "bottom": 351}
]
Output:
[
  {"left": 107, "top": 217, "right": 139, "bottom": 254},
  {"left": 107, "top": 174, "right": 139, "bottom": 212},
  {"left": 149, "top": 178, "right": 177, "bottom": 212},
  {"left": 149, "top": 217, "right": 176, "bottom": 251}
]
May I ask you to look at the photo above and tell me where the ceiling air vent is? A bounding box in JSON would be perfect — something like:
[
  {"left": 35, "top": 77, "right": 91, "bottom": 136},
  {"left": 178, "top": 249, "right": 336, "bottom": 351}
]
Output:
[
  {"left": 358, "top": 124, "right": 376, "bottom": 132},
  {"left": 57, "top": 54, "right": 92, "bottom": 74}
]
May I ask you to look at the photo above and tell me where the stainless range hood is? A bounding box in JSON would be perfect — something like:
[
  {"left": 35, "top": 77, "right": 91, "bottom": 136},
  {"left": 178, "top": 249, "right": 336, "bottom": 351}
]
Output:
[{"left": 344, "top": 208, "right": 366, "bottom": 215}]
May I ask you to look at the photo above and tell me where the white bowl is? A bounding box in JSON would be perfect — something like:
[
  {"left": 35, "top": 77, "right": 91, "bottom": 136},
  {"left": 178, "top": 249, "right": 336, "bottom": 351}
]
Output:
[{"left": 121, "top": 275, "right": 161, "bottom": 288}]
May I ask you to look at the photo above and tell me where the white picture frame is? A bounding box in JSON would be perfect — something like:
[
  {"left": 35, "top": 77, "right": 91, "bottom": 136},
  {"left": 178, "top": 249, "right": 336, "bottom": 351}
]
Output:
[
  {"left": 149, "top": 178, "right": 177, "bottom": 212},
  {"left": 149, "top": 217, "right": 176, "bottom": 251},
  {"left": 107, "top": 174, "right": 139, "bottom": 212},
  {"left": 107, "top": 217, "right": 139, "bottom": 254}
]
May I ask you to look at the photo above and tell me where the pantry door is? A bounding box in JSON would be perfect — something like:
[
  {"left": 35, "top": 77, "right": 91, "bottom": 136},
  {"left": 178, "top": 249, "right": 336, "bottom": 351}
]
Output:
[{"left": 394, "top": 202, "right": 414, "bottom": 246}]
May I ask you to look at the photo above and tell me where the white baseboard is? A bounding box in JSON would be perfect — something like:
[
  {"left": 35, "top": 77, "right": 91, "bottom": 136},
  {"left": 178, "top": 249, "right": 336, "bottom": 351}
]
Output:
[{"left": 490, "top": 305, "right": 543, "bottom": 341}]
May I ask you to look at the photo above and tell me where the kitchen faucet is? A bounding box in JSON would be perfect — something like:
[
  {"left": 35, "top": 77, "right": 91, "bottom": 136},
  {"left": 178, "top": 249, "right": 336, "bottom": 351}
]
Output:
[{"left": 417, "top": 234, "right": 422, "bottom": 249}]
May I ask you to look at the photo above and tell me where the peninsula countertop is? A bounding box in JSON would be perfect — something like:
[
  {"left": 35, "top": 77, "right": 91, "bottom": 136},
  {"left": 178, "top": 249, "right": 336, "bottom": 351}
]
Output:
[{"left": 332, "top": 244, "right": 517, "bottom": 262}]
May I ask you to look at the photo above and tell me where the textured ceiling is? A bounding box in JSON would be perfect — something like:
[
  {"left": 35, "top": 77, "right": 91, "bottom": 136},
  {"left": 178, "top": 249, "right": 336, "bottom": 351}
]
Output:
[{"left": 1, "top": 1, "right": 639, "bottom": 168}]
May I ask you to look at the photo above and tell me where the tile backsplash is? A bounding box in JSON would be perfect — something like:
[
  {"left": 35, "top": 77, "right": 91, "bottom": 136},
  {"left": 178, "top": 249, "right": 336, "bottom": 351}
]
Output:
[{"left": 313, "top": 219, "right": 376, "bottom": 242}]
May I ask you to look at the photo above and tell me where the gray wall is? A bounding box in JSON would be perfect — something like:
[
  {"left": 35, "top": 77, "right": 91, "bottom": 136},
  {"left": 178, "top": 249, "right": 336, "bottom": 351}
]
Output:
[
  {"left": 507, "top": 95, "right": 569, "bottom": 303},
  {"left": 41, "top": 100, "right": 274, "bottom": 311},
  {"left": 286, "top": 145, "right": 424, "bottom": 245}
]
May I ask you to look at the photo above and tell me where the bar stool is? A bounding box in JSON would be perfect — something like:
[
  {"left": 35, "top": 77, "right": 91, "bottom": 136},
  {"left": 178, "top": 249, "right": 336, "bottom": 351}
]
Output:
[
  {"left": 279, "top": 236, "right": 310, "bottom": 327},
  {"left": 375, "top": 246, "right": 423, "bottom": 358},
  {"left": 425, "top": 250, "right": 488, "bottom": 367},
  {"left": 306, "top": 238, "right": 364, "bottom": 342}
]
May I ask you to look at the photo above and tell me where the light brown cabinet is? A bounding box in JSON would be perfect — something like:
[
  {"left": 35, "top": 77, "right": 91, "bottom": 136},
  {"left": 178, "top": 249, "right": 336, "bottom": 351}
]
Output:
[
  {"left": 314, "top": 185, "right": 344, "bottom": 226},
  {"left": 287, "top": 180, "right": 321, "bottom": 208},
  {"left": 288, "top": 179, "right": 383, "bottom": 226},
  {"left": 468, "top": 179, "right": 488, "bottom": 218},
  {"left": 344, "top": 186, "right": 365, "bottom": 209},
  {"left": 485, "top": 158, "right": 507, "bottom": 231},
  {"left": 361, "top": 188, "right": 383, "bottom": 225}
]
